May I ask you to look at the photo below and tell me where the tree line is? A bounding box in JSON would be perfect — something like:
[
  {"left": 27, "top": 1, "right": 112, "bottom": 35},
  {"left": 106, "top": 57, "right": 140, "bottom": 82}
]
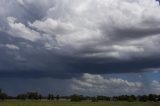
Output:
[{"left": 0, "top": 89, "right": 160, "bottom": 102}]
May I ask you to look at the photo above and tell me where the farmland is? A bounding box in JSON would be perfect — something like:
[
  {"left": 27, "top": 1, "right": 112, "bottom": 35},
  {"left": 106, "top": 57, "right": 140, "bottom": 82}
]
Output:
[{"left": 0, "top": 101, "right": 159, "bottom": 106}]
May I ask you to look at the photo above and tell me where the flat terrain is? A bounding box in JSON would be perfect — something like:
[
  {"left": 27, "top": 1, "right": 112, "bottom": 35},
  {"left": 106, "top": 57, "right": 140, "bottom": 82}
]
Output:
[{"left": 0, "top": 101, "right": 159, "bottom": 106}]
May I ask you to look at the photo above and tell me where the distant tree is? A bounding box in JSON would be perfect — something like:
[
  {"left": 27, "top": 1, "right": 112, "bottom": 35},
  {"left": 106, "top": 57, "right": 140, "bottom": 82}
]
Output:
[
  {"left": 61, "top": 96, "right": 70, "bottom": 100},
  {"left": 158, "top": 95, "right": 160, "bottom": 101},
  {"left": 0, "top": 89, "right": 7, "bottom": 100},
  {"left": 130, "top": 95, "right": 136, "bottom": 101},
  {"left": 118, "top": 95, "right": 129, "bottom": 101},
  {"left": 38, "top": 94, "right": 42, "bottom": 100},
  {"left": 138, "top": 95, "right": 148, "bottom": 102},
  {"left": 70, "top": 94, "right": 83, "bottom": 102},
  {"left": 97, "top": 96, "right": 110, "bottom": 101},
  {"left": 56, "top": 95, "right": 60, "bottom": 101},
  {"left": 127, "top": 97, "right": 134, "bottom": 102},
  {"left": 48, "top": 94, "right": 54, "bottom": 100},
  {"left": 112, "top": 96, "right": 118, "bottom": 101},
  {"left": 0, "top": 93, "right": 7, "bottom": 100},
  {"left": 148, "top": 94, "right": 157, "bottom": 102},
  {"left": 17, "top": 94, "right": 27, "bottom": 100},
  {"left": 91, "top": 97, "right": 98, "bottom": 102},
  {"left": 27, "top": 92, "right": 40, "bottom": 100}
]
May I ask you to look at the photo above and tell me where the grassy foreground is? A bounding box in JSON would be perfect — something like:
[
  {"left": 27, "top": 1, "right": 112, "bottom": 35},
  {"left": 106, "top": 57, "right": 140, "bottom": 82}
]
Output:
[{"left": 0, "top": 101, "right": 160, "bottom": 106}]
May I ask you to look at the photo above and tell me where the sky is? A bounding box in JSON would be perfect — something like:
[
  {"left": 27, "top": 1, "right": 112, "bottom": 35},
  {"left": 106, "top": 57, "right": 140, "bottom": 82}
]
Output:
[{"left": 0, "top": 0, "right": 160, "bottom": 96}]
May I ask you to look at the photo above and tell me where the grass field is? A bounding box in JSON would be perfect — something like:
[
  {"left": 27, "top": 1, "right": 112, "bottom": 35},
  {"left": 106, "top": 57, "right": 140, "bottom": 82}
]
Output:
[{"left": 0, "top": 101, "right": 159, "bottom": 106}]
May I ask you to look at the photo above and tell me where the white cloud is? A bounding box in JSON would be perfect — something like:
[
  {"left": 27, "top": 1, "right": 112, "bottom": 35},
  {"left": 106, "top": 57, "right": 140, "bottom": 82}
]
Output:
[
  {"left": 26, "top": 0, "right": 160, "bottom": 60},
  {"left": 29, "top": 18, "right": 74, "bottom": 35},
  {"left": 144, "top": 67, "right": 160, "bottom": 73},
  {"left": 82, "top": 45, "right": 144, "bottom": 59},
  {"left": 5, "top": 44, "right": 20, "bottom": 50},
  {"left": 71, "top": 73, "right": 160, "bottom": 96},
  {"left": 71, "top": 73, "right": 143, "bottom": 96},
  {"left": 1, "top": 0, "right": 160, "bottom": 61},
  {"left": 16, "top": 0, "right": 25, "bottom": 5},
  {"left": 150, "top": 80, "right": 160, "bottom": 94},
  {"left": 7, "top": 17, "right": 41, "bottom": 42}
]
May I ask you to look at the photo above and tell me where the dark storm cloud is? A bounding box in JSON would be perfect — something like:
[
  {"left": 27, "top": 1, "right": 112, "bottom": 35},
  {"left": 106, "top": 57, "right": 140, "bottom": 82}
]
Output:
[
  {"left": 109, "top": 27, "right": 160, "bottom": 41},
  {"left": 0, "top": 77, "right": 71, "bottom": 96},
  {"left": 0, "top": 0, "right": 160, "bottom": 79},
  {"left": 0, "top": 48, "right": 160, "bottom": 79}
]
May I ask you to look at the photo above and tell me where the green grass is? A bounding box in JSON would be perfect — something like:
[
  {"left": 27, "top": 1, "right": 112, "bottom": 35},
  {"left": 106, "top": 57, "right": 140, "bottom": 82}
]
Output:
[{"left": 0, "top": 101, "right": 159, "bottom": 106}]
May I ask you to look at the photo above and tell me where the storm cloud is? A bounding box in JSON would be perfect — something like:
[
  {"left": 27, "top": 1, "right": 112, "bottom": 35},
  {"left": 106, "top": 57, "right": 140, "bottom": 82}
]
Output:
[{"left": 0, "top": 0, "right": 160, "bottom": 79}]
